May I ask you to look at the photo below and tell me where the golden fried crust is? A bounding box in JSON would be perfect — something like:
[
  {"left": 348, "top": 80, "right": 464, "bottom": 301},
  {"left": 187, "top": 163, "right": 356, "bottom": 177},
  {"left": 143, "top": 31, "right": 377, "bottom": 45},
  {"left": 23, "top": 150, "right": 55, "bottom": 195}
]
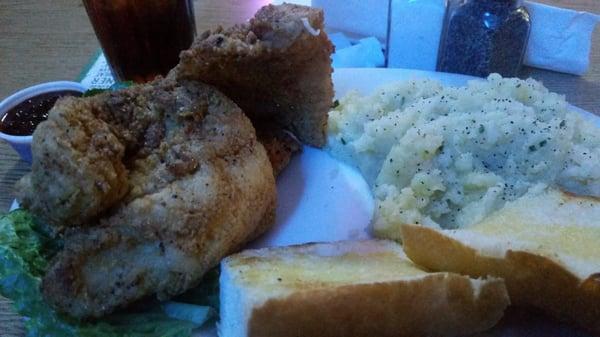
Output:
[
  {"left": 35, "top": 79, "right": 276, "bottom": 319},
  {"left": 16, "top": 79, "right": 214, "bottom": 228},
  {"left": 15, "top": 97, "right": 129, "bottom": 228},
  {"left": 401, "top": 224, "right": 600, "bottom": 336},
  {"left": 171, "top": 4, "right": 334, "bottom": 147},
  {"left": 249, "top": 274, "right": 509, "bottom": 337},
  {"left": 255, "top": 123, "right": 301, "bottom": 176}
]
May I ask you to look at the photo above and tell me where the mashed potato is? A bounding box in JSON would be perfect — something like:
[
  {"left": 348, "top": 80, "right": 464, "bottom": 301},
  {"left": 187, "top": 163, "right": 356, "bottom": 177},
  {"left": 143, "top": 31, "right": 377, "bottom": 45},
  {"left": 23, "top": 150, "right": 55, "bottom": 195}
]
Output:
[{"left": 327, "top": 74, "right": 600, "bottom": 240}]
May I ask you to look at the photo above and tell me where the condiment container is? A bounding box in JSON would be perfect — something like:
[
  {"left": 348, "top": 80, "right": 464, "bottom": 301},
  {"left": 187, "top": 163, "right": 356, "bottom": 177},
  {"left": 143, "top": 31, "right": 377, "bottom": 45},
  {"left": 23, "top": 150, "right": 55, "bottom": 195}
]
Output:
[
  {"left": 0, "top": 81, "right": 86, "bottom": 163},
  {"left": 437, "top": 0, "right": 531, "bottom": 77}
]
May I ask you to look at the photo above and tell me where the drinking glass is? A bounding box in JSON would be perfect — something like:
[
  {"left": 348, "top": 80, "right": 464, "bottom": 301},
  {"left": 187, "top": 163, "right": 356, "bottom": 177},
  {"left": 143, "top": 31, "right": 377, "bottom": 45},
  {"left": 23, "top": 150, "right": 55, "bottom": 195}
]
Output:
[{"left": 82, "top": 0, "right": 196, "bottom": 83}]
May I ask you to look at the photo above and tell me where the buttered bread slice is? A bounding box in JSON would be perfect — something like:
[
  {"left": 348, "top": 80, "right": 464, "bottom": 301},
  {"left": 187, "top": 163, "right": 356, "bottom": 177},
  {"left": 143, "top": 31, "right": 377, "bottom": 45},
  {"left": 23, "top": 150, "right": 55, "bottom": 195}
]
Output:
[
  {"left": 219, "top": 240, "right": 509, "bottom": 337},
  {"left": 401, "top": 187, "right": 600, "bottom": 335}
]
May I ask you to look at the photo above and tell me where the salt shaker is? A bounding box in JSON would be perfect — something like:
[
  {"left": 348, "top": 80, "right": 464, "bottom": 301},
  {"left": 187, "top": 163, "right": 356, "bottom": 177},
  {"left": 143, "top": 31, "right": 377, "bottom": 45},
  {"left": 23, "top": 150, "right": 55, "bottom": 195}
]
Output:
[{"left": 437, "top": 0, "right": 531, "bottom": 77}]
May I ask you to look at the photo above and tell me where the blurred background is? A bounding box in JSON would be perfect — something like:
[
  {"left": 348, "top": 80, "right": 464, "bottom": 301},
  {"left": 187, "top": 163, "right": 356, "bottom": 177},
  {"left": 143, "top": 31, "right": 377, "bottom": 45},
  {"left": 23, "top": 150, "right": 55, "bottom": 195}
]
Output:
[{"left": 0, "top": 0, "right": 598, "bottom": 112}]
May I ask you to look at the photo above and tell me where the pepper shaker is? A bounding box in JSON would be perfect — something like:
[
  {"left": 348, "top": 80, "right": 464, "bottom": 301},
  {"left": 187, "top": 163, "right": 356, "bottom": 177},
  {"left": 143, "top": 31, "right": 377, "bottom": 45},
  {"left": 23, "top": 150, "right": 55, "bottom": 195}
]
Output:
[{"left": 437, "top": 0, "right": 531, "bottom": 77}]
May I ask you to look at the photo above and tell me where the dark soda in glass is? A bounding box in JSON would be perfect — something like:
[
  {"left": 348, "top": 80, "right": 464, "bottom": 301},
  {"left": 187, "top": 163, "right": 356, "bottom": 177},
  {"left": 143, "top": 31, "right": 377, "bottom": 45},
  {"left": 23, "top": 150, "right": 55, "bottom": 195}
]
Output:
[{"left": 82, "top": 0, "right": 196, "bottom": 83}]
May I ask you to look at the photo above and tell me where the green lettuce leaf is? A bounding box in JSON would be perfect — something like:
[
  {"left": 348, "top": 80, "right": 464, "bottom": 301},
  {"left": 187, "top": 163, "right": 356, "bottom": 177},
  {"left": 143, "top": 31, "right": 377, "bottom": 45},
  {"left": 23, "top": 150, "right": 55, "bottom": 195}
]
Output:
[{"left": 0, "top": 210, "right": 217, "bottom": 337}]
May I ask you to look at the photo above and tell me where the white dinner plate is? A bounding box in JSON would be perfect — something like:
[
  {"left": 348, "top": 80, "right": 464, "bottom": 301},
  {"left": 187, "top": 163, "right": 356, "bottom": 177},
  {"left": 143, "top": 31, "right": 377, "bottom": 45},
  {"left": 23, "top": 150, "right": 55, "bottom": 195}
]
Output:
[
  {"left": 194, "top": 69, "right": 598, "bottom": 337},
  {"left": 10, "top": 68, "right": 599, "bottom": 337}
]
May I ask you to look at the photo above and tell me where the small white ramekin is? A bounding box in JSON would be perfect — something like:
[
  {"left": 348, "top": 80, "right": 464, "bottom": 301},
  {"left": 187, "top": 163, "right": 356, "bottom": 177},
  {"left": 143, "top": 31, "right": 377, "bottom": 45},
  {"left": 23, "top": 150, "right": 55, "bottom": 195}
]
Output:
[{"left": 0, "top": 81, "right": 87, "bottom": 163}]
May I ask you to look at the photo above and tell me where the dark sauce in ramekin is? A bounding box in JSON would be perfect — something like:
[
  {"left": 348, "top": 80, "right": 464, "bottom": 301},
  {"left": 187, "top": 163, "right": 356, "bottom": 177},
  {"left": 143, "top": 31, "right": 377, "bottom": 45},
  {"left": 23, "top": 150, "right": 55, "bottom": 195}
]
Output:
[{"left": 0, "top": 90, "right": 82, "bottom": 136}]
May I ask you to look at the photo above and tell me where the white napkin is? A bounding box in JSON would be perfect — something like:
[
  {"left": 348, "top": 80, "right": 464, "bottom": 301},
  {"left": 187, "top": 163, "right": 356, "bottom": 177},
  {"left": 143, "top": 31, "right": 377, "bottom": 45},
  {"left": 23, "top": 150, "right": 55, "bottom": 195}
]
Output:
[
  {"left": 311, "top": 0, "right": 389, "bottom": 41},
  {"left": 331, "top": 36, "right": 385, "bottom": 68},
  {"left": 329, "top": 32, "right": 352, "bottom": 49},
  {"left": 523, "top": 1, "right": 600, "bottom": 75}
]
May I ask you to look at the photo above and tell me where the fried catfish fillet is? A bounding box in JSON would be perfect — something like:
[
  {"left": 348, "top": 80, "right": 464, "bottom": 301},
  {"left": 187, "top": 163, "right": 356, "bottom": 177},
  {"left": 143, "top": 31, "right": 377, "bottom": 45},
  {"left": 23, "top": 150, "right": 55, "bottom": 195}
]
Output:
[
  {"left": 17, "top": 79, "right": 276, "bottom": 318},
  {"left": 171, "top": 4, "right": 334, "bottom": 147},
  {"left": 255, "top": 123, "right": 301, "bottom": 176}
]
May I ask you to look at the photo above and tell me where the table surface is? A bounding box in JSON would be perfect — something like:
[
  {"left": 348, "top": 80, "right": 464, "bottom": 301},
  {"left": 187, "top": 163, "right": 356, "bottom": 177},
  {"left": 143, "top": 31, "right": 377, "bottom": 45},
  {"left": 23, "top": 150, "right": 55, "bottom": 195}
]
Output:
[{"left": 0, "top": 0, "right": 598, "bottom": 335}]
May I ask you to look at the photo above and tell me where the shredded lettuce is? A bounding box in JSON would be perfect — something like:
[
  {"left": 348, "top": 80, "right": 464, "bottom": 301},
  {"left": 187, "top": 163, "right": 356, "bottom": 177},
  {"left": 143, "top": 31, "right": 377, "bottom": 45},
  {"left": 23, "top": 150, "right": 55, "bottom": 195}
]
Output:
[{"left": 0, "top": 210, "right": 219, "bottom": 337}]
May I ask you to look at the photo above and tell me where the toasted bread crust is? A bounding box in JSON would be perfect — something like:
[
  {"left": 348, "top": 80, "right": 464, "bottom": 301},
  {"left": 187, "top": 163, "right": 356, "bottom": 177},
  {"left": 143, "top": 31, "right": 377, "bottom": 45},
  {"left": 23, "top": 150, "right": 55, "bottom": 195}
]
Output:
[
  {"left": 248, "top": 272, "right": 508, "bottom": 337},
  {"left": 401, "top": 224, "right": 600, "bottom": 336}
]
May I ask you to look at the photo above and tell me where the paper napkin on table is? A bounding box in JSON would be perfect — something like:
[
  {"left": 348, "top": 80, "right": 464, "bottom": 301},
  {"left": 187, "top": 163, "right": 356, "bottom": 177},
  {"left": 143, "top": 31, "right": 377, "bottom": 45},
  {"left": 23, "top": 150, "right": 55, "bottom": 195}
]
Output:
[
  {"left": 312, "top": 0, "right": 389, "bottom": 41},
  {"left": 523, "top": 1, "right": 600, "bottom": 75},
  {"left": 331, "top": 36, "right": 385, "bottom": 68}
]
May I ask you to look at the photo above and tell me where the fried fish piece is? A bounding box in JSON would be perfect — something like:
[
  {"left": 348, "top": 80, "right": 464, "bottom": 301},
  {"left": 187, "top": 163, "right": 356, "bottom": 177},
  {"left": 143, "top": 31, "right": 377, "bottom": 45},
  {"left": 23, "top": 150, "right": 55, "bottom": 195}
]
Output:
[
  {"left": 17, "top": 79, "right": 276, "bottom": 318},
  {"left": 171, "top": 4, "right": 334, "bottom": 147},
  {"left": 255, "top": 123, "right": 301, "bottom": 176}
]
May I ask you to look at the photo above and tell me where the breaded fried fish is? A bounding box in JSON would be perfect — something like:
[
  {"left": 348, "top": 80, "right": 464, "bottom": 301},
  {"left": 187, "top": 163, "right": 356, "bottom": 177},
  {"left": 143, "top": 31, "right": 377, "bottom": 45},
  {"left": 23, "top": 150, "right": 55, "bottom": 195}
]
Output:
[
  {"left": 171, "top": 4, "right": 334, "bottom": 147},
  {"left": 17, "top": 78, "right": 276, "bottom": 318}
]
